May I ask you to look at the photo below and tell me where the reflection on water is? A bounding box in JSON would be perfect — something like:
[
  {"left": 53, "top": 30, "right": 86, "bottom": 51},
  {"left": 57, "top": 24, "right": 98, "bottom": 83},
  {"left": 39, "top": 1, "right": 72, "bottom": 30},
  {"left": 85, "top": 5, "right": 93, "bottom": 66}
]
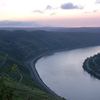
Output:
[{"left": 36, "top": 46, "right": 100, "bottom": 100}]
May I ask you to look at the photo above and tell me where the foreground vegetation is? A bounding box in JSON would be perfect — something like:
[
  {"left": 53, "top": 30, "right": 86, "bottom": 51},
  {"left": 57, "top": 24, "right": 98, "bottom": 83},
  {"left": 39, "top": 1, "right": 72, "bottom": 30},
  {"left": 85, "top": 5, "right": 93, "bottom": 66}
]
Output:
[{"left": 0, "top": 76, "right": 64, "bottom": 100}]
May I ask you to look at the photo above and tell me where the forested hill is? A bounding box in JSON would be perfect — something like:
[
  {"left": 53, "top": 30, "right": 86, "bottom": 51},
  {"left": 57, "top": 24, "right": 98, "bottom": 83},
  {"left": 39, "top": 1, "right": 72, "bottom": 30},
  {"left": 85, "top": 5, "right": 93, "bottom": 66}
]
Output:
[
  {"left": 0, "top": 30, "right": 100, "bottom": 60},
  {"left": 0, "top": 27, "right": 100, "bottom": 33},
  {"left": 0, "top": 30, "right": 100, "bottom": 100},
  {"left": 83, "top": 53, "right": 100, "bottom": 80}
]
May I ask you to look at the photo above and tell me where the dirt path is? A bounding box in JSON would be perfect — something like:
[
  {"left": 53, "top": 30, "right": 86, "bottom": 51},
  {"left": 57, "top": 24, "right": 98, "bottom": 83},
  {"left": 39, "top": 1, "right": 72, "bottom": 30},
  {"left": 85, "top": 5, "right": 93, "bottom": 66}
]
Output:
[{"left": 0, "top": 54, "right": 8, "bottom": 67}]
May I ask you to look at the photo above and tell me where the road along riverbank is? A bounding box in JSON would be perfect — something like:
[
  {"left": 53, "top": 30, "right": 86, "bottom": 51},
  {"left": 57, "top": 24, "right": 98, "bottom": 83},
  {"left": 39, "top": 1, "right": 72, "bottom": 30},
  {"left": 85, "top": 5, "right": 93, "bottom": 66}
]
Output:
[
  {"left": 25, "top": 53, "right": 61, "bottom": 97},
  {"left": 83, "top": 57, "right": 100, "bottom": 80},
  {"left": 25, "top": 46, "right": 98, "bottom": 98},
  {"left": 36, "top": 46, "right": 100, "bottom": 100}
]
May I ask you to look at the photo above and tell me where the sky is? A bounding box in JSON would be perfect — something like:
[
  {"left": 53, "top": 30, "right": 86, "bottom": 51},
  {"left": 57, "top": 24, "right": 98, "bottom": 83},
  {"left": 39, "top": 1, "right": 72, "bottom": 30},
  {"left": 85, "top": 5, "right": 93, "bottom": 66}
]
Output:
[{"left": 0, "top": 0, "right": 100, "bottom": 27}]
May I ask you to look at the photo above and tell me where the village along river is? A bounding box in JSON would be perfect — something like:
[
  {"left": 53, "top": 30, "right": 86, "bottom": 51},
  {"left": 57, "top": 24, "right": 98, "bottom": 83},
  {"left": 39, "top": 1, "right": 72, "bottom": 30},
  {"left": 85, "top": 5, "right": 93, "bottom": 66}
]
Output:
[{"left": 35, "top": 46, "right": 100, "bottom": 100}]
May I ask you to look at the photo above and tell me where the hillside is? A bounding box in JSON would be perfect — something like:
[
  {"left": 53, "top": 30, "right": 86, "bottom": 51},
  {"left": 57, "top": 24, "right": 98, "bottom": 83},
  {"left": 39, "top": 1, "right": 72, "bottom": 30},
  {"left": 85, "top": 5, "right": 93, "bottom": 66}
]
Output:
[
  {"left": 0, "top": 30, "right": 100, "bottom": 99},
  {"left": 1, "top": 30, "right": 100, "bottom": 60},
  {"left": 0, "top": 76, "right": 65, "bottom": 100},
  {"left": 0, "top": 50, "right": 39, "bottom": 88},
  {"left": 0, "top": 50, "right": 65, "bottom": 100},
  {"left": 83, "top": 53, "right": 100, "bottom": 79},
  {"left": 0, "top": 27, "right": 100, "bottom": 33}
]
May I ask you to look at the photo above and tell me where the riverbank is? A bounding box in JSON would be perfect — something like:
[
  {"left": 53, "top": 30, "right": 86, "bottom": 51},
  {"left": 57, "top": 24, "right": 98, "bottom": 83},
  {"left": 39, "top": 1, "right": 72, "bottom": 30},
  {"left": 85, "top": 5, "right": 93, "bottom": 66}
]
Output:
[
  {"left": 26, "top": 46, "right": 100, "bottom": 99},
  {"left": 26, "top": 47, "right": 81, "bottom": 99},
  {"left": 36, "top": 46, "right": 100, "bottom": 100},
  {"left": 27, "top": 47, "right": 82, "bottom": 94},
  {"left": 26, "top": 52, "right": 61, "bottom": 97},
  {"left": 83, "top": 56, "right": 100, "bottom": 80}
]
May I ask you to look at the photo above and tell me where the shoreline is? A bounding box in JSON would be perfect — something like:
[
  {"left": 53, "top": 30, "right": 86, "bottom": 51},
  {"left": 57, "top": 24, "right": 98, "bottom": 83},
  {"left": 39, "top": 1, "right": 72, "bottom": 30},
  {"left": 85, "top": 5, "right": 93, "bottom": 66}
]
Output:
[
  {"left": 28, "top": 53, "right": 60, "bottom": 97},
  {"left": 26, "top": 45, "right": 100, "bottom": 98},
  {"left": 83, "top": 57, "right": 100, "bottom": 80},
  {"left": 28, "top": 46, "right": 89, "bottom": 96}
]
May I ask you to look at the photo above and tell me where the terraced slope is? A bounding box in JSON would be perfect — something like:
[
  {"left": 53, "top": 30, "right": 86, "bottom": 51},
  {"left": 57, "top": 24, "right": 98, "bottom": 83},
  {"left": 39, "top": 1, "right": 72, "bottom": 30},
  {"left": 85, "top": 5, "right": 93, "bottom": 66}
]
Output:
[{"left": 0, "top": 51, "right": 65, "bottom": 100}]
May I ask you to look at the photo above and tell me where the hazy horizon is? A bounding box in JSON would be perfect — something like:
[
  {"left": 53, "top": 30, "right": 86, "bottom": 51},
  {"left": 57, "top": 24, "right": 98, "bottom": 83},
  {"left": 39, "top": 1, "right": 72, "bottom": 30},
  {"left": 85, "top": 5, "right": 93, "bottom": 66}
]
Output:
[{"left": 0, "top": 0, "right": 100, "bottom": 27}]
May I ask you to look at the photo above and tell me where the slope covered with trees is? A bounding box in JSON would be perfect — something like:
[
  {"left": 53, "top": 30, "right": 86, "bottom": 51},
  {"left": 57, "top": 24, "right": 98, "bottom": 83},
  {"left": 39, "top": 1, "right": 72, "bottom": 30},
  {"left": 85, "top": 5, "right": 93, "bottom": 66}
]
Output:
[
  {"left": 83, "top": 53, "right": 100, "bottom": 79},
  {"left": 0, "top": 30, "right": 100, "bottom": 60},
  {"left": 0, "top": 30, "right": 100, "bottom": 99}
]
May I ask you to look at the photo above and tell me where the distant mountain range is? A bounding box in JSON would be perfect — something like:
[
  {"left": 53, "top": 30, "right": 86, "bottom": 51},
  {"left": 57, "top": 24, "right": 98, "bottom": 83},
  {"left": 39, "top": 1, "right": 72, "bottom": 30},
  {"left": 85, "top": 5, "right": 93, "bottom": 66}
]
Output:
[{"left": 0, "top": 27, "right": 100, "bottom": 33}]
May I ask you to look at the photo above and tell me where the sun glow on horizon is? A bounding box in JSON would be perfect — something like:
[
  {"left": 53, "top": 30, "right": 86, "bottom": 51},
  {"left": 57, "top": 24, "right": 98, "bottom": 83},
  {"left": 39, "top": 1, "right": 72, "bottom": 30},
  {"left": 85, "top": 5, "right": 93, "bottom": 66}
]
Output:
[{"left": 0, "top": 0, "right": 100, "bottom": 27}]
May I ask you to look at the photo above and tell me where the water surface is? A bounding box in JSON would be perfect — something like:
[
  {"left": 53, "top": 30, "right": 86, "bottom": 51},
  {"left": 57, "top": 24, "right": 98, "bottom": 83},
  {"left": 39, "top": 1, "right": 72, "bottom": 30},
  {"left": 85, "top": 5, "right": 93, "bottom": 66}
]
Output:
[{"left": 36, "top": 46, "right": 100, "bottom": 100}]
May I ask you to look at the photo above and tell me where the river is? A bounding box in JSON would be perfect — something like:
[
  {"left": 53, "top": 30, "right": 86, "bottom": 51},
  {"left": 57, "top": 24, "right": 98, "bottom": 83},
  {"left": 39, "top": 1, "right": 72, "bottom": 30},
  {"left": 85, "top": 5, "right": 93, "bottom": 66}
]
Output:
[{"left": 35, "top": 46, "right": 100, "bottom": 100}]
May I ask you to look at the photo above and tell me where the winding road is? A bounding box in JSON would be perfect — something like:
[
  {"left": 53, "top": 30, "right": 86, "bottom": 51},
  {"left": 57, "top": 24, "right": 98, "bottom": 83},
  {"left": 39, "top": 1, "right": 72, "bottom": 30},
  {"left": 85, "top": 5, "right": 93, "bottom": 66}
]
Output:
[
  {"left": 85, "top": 58, "right": 91, "bottom": 71},
  {"left": 0, "top": 54, "right": 8, "bottom": 68},
  {"left": 0, "top": 54, "right": 8, "bottom": 77},
  {"left": 0, "top": 54, "right": 23, "bottom": 83},
  {"left": 84, "top": 57, "right": 100, "bottom": 77}
]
